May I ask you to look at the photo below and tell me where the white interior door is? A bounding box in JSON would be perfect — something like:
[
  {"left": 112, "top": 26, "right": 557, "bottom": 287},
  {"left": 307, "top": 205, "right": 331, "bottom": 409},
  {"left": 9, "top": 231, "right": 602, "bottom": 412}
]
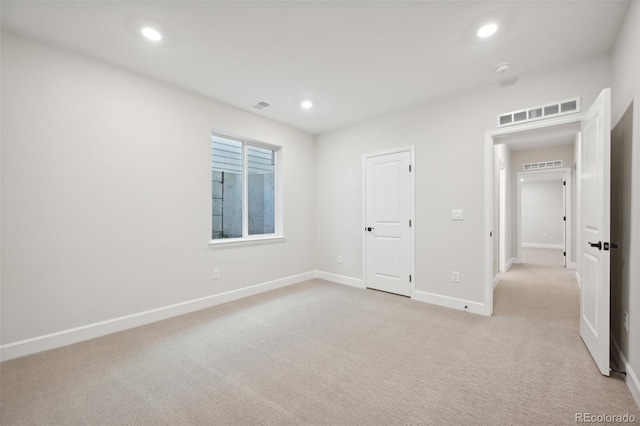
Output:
[
  {"left": 365, "top": 150, "right": 412, "bottom": 296},
  {"left": 579, "top": 88, "right": 611, "bottom": 376}
]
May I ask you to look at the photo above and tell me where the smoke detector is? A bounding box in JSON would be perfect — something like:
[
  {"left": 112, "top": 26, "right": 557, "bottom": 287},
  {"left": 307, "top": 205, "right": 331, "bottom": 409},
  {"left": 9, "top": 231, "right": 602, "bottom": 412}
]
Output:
[{"left": 495, "top": 62, "right": 511, "bottom": 73}]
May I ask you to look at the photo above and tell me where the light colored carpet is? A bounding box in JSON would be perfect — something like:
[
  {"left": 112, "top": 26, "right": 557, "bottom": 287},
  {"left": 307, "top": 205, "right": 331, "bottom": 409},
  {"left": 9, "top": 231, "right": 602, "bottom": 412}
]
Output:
[
  {"left": 1, "top": 265, "right": 639, "bottom": 424},
  {"left": 520, "top": 247, "right": 565, "bottom": 268}
]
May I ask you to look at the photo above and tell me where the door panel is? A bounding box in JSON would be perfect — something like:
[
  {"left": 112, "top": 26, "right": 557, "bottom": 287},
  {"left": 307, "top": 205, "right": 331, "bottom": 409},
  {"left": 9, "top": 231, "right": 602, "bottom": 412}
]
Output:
[
  {"left": 374, "top": 163, "right": 401, "bottom": 221},
  {"left": 579, "top": 88, "right": 611, "bottom": 376},
  {"left": 374, "top": 237, "right": 401, "bottom": 277},
  {"left": 365, "top": 151, "right": 412, "bottom": 296},
  {"left": 582, "top": 252, "right": 598, "bottom": 334}
]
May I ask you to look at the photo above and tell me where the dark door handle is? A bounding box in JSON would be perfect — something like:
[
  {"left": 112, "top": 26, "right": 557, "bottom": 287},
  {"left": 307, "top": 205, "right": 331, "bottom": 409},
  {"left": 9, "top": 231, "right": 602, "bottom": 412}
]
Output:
[
  {"left": 588, "top": 241, "right": 602, "bottom": 250},
  {"left": 366, "top": 227, "right": 374, "bottom": 232}
]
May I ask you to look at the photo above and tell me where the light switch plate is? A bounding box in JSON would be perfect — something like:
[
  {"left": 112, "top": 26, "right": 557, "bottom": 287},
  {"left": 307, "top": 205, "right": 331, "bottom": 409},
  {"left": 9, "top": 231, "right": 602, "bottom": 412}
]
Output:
[{"left": 451, "top": 209, "right": 464, "bottom": 220}]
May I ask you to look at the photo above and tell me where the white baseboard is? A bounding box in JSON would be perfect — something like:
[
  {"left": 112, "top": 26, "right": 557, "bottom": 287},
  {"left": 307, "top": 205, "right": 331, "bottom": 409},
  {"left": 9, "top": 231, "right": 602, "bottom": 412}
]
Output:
[
  {"left": 412, "top": 290, "right": 485, "bottom": 316},
  {"left": 522, "top": 243, "right": 564, "bottom": 249},
  {"left": 505, "top": 257, "right": 517, "bottom": 271},
  {"left": 612, "top": 338, "right": 640, "bottom": 409},
  {"left": 314, "top": 271, "right": 365, "bottom": 289},
  {"left": 493, "top": 274, "right": 501, "bottom": 289},
  {"left": 0, "top": 271, "right": 315, "bottom": 362},
  {"left": 575, "top": 271, "right": 582, "bottom": 290},
  {"left": 314, "top": 272, "right": 486, "bottom": 316}
]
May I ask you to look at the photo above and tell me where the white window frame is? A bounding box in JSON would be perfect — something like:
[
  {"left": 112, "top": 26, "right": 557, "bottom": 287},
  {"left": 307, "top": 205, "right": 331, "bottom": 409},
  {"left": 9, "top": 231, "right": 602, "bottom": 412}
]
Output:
[{"left": 209, "top": 131, "right": 284, "bottom": 246}]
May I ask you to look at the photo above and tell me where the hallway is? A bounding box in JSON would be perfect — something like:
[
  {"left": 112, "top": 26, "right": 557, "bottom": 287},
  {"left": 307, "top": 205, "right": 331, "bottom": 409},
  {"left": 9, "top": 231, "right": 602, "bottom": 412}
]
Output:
[
  {"left": 493, "top": 248, "right": 638, "bottom": 419},
  {"left": 495, "top": 247, "right": 577, "bottom": 327}
]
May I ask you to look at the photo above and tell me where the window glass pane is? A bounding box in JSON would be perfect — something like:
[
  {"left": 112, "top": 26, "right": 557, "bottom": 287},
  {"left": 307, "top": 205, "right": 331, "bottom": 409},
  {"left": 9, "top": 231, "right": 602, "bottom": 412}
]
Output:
[
  {"left": 212, "top": 135, "right": 243, "bottom": 239},
  {"left": 247, "top": 145, "right": 275, "bottom": 235}
]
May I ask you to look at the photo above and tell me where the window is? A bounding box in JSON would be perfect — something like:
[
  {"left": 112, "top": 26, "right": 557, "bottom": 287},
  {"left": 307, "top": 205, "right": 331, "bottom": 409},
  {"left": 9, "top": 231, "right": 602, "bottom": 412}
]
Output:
[{"left": 211, "top": 133, "right": 280, "bottom": 242}]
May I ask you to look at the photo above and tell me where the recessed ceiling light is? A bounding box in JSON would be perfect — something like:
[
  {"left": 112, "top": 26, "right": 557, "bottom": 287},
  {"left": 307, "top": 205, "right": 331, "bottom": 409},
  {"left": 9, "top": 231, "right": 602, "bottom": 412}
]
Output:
[
  {"left": 477, "top": 23, "right": 498, "bottom": 38},
  {"left": 141, "top": 27, "right": 162, "bottom": 42},
  {"left": 301, "top": 100, "right": 313, "bottom": 109}
]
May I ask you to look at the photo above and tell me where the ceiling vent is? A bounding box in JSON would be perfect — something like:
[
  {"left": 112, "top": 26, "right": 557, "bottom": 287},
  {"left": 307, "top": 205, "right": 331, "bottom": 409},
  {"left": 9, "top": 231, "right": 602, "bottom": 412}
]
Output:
[
  {"left": 498, "top": 97, "right": 580, "bottom": 128},
  {"left": 523, "top": 160, "right": 563, "bottom": 171},
  {"left": 252, "top": 101, "right": 271, "bottom": 110}
]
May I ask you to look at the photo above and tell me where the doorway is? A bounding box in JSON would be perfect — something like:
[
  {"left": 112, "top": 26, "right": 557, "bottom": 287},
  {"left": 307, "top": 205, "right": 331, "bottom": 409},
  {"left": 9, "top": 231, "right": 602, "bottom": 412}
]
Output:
[
  {"left": 610, "top": 102, "right": 633, "bottom": 374},
  {"left": 493, "top": 122, "right": 578, "bottom": 281},
  {"left": 484, "top": 88, "right": 613, "bottom": 376},
  {"left": 363, "top": 147, "right": 415, "bottom": 297},
  {"left": 517, "top": 168, "right": 571, "bottom": 268},
  {"left": 484, "top": 116, "right": 582, "bottom": 315}
]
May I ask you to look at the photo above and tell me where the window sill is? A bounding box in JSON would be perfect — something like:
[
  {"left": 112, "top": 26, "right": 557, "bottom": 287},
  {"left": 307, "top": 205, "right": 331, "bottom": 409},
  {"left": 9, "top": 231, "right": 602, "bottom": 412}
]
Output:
[{"left": 208, "top": 235, "right": 286, "bottom": 248}]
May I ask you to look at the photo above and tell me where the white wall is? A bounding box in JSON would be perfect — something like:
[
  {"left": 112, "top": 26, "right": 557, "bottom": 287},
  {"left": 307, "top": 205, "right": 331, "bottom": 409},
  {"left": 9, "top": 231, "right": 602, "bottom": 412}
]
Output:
[
  {"left": 0, "top": 31, "right": 316, "bottom": 347},
  {"left": 610, "top": 0, "right": 640, "bottom": 406},
  {"left": 520, "top": 179, "right": 564, "bottom": 248},
  {"left": 316, "top": 54, "right": 610, "bottom": 308}
]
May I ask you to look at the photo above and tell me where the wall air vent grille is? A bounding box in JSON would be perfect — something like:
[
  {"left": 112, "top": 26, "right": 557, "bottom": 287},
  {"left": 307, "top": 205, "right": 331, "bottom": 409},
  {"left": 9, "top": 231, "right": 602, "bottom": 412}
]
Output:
[
  {"left": 523, "top": 160, "right": 563, "bottom": 171},
  {"left": 253, "top": 101, "right": 271, "bottom": 110},
  {"left": 497, "top": 97, "right": 580, "bottom": 128}
]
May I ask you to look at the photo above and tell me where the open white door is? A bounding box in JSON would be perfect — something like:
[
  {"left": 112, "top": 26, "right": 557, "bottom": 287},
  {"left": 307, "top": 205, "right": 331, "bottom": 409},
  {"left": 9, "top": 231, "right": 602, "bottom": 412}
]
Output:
[
  {"left": 364, "top": 150, "right": 413, "bottom": 296},
  {"left": 579, "top": 88, "right": 611, "bottom": 376}
]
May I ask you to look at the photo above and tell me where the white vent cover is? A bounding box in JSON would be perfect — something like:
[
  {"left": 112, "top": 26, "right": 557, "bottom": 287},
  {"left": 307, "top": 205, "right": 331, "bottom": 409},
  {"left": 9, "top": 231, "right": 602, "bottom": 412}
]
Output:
[
  {"left": 498, "top": 97, "right": 580, "bottom": 127},
  {"left": 252, "top": 101, "right": 271, "bottom": 110},
  {"left": 523, "top": 160, "right": 563, "bottom": 171}
]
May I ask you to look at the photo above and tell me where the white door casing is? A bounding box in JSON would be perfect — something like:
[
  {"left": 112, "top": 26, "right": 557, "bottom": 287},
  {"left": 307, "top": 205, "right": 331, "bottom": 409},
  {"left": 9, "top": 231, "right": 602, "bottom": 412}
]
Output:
[
  {"left": 579, "top": 88, "right": 611, "bottom": 376},
  {"left": 364, "top": 148, "right": 414, "bottom": 297},
  {"left": 499, "top": 160, "right": 507, "bottom": 272},
  {"left": 563, "top": 174, "right": 567, "bottom": 267}
]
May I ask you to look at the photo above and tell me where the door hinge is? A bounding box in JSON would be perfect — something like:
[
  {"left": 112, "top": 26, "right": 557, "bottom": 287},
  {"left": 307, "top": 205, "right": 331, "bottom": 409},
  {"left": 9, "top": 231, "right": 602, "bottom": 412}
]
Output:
[
  {"left": 563, "top": 216, "right": 566, "bottom": 221},
  {"left": 563, "top": 181, "right": 566, "bottom": 186},
  {"left": 409, "top": 275, "right": 412, "bottom": 282},
  {"left": 563, "top": 251, "right": 566, "bottom": 257},
  {"left": 409, "top": 164, "right": 412, "bottom": 172},
  {"left": 409, "top": 219, "right": 412, "bottom": 227}
]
